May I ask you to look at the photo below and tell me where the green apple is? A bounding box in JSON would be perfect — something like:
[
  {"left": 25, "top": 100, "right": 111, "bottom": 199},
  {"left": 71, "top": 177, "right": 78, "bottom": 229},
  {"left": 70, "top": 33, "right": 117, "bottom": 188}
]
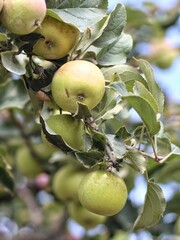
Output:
[
  {"left": 44, "top": 113, "right": 85, "bottom": 150},
  {"left": 0, "top": 0, "right": 3, "bottom": 12},
  {"left": 154, "top": 49, "right": 178, "bottom": 69},
  {"left": 149, "top": 39, "right": 179, "bottom": 69},
  {"left": 67, "top": 202, "right": 106, "bottom": 229},
  {"left": 78, "top": 170, "right": 128, "bottom": 216},
  {"left": 33, "top": 15, "right": 80, "bottom": 60},
  {"left": 51, "top": 60, "right": 106, "bottom": 113},
  {"left": 1, "top": 0, "right": 46, "bottom": 35},
  {"left": 15, "top": 143, "right": 54, "bottom": 178},
  {"left": 52, "top": 164, "right": 86, "bottom": 202}
]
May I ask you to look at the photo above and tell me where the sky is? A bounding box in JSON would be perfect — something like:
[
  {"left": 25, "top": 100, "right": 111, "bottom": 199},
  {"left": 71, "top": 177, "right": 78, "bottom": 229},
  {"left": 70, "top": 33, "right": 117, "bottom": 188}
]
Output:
[{"left": 109, "top": 0, "right": 180, "bottom": 103}]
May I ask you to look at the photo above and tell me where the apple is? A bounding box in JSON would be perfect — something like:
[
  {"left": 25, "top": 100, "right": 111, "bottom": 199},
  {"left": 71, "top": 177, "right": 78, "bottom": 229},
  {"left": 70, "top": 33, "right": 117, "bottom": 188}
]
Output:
[
  {"left": 0, "top": 0, "right": 3, "bottom": 12},
  {"left": 67, "top": 202, "right": 106, "bottom": 229},
  {"left": 52, "top": 164, "right": 86, "bottom": 202},
  {"left": 15, "top": 143, "right": 54, "bottom": 178},
  {"left": 1, "top": 0, "right": 46, "bottom": 35},
  {"left": 33, "top": 15, "right": 80, "bottom": 60},
  {"left": 149, "top": 39, "right": 178, "bottom": 69},
  {"left": 51, "top": 60, "right": 106, "bottom": 113},
  {"left": 44, "top": 113, "right": 85, "bottom": 150},
  {"left": 78, "top": 170, "right": 128, "bottom": 216},
  {"left": 16, "top": 146, "right": 43, "bottom": 178}
]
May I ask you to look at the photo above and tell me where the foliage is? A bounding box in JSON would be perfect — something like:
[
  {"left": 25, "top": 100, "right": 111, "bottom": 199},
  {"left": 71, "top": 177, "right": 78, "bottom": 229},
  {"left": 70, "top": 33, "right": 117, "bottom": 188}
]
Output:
[{"left": 0, "top": 0, "right": 179, "bottom": 239}]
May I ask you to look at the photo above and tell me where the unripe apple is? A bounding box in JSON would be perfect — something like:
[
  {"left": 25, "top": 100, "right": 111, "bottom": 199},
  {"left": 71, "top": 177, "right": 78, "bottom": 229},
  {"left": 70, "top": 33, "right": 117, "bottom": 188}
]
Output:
[
  {"left": 149, "top": 39, "right": 178, "bottom": 69},
  {"left": 1, "top": 0, "right": 46, "bottom": 35},
  {"left": 78, "top": 170, "right": 128, "bottom": 216},
  {"left": 67, "top": 202, "right": 106, "bottom": 229},
  {"left": 15, "top": 143, "right": 54, "bottom": 178},
  {"left": 52, "top": 164, "right": 86, "bottom": 202},
  {"left": 0, "top": 0, "right": 3, "bottom": 12},
  {"left": 15, "top": 146, "right": 42, "bottom": 178},
  {"left": 51, "top": 60, "right": 106, "bottom": 113},
  {"left": 44, "top": 114, "right": 85, "bottom": 150},
  {"left": 33, "top": 16, "right": 80, "bottom": 60}
]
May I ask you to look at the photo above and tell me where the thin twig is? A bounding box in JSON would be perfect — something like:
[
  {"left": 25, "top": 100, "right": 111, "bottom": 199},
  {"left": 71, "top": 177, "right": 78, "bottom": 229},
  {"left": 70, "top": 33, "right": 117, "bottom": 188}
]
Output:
[{"left": 126, "top": 145, "right": 163, "bottom": 162}]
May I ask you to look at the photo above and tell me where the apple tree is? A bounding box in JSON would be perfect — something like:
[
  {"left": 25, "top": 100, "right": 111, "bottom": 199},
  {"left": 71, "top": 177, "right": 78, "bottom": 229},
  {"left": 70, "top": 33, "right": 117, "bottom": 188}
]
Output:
[{"left": 0, "top": 0, "right": 180, "bottom": 239}]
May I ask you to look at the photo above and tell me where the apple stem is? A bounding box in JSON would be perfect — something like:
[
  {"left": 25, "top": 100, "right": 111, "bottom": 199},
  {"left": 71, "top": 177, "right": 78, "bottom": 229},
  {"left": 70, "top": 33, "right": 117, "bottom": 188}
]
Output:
[
  {"left": 34, "top": 19, "right": 41, "bottom": 28},
  {"left": 105, "top": 143, "right": 121, "bottom": 172},
  {"left": 84, "top": 117, "right": 120, "bottom": 171}
]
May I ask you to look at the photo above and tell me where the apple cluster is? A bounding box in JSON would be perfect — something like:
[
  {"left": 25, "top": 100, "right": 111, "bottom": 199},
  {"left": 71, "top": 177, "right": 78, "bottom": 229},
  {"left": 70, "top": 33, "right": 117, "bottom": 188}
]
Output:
[
  {"left": 1, "top": 0, "right": 128, "bottom": 229},
  {"left": 52, "top": 164, "right": 128, "bottom": 229},
  {"left": 0, "top": 0, "right": 80, "bottom": 59}
]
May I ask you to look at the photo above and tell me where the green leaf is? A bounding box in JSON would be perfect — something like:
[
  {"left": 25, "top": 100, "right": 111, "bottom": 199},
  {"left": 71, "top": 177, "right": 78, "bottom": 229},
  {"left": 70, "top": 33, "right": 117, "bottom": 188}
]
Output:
[
  {"left": 133, "top": 81, "right": 158, "bottom": 114},
  {"left": 106, "top": 134, "right": 126, "bottom": 159},
  {"left": 1, "top": 50, "right": 26, "bottom": 75},
  {"left": 125, "top": 149, "right": 147, "bottom": 174},
  {"left": 110, "top": 81, "right": 130, "bottom": 96},
  {"left": 76, "top": 16, "right": 108, "bottom": 52},
  {"left": 159, "top": 146, "right": 180, "bottom": 164},
  {"left": 133, "top": 179, "right": 166, "bottom": 230},
  {"left": 153, "top": 147, "right": 180, "bottom": 183},
  {"left": 154, "top": 156, "right": 180, "bottom": 183},
  {"left": 0, "top": 157, "right": 14, "bottom": 193},
  {"left": 115, "top": 126, "right": 131, "bottom": 140},
  {"left": 157, "top": 135, "right": 172, "bottom": 156},
  {"left": 46, "top": 0, "right": 108, "bottom": 9},
  {"left": 97, "top": 33, "right": 133, "bottom": 66},
  {"left": 100, "top": 104, "right": 124, "bottom": 121},
  {"left": 75, "top": 150, "right": 104, "bottom": 168},
  {"left": 0, "top": 79, "right": 29, "bottom": 110},
  {"left": 135, "top": 58, "right": 164, "bottom": 114},
  {"left": 102, "top": 64, "right": 148, "bottom": 90},
  {"left": 93, "top": 4, "right": 126, "bottom": 48},
  {"left": 91, "top": 130, "right": 106, "bottom": 151},
  {"left": 0, "top": 32, "right": 8, "bottom": 42},
  {"left": 92, "top": 87, "right": 118, "bottom": 120},
  {"left": 73, "top": 102, "right": 92, "bottom": 119},
  {"left": 123, "top": 95, "right": 160, "bottom": 136},
  {"left": 47, "top": 8, "right": 106, "bottom": 32}
]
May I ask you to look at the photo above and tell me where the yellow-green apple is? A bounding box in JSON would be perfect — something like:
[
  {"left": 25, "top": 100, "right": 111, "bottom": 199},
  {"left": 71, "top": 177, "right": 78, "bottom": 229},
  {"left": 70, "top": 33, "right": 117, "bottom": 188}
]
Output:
[
  {"left": 78, "top": 170, "right": 128, "bottom": 216},
  {"left": 33, "top": 16, "right": 80, "bottom": 60},
  {"left": 15, "top": 143, "right": 54, "bottom": 178},
  {"left": 52, "top": 164, "right": 86, "bottom": 202},
  {"left": 67, "top": 201, "right": 106, "bottom": 229},
  {"left": 1, "top": 0, "right": 46, "bottom": 35},
  {"left": 149, "top": 39, "right": 179, "bottom": 69},
  {"left": 44, "top": 113, "right": 85, "bottom": 150},
  {"left": 51, "top": 60, "right": 105, "bottom": 113}
]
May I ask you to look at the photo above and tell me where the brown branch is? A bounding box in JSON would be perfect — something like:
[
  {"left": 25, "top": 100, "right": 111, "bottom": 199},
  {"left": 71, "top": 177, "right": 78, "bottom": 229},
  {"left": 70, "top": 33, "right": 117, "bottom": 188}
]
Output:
[{"left": 126, "top": 145, "right": 163, "bottom": 162}]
